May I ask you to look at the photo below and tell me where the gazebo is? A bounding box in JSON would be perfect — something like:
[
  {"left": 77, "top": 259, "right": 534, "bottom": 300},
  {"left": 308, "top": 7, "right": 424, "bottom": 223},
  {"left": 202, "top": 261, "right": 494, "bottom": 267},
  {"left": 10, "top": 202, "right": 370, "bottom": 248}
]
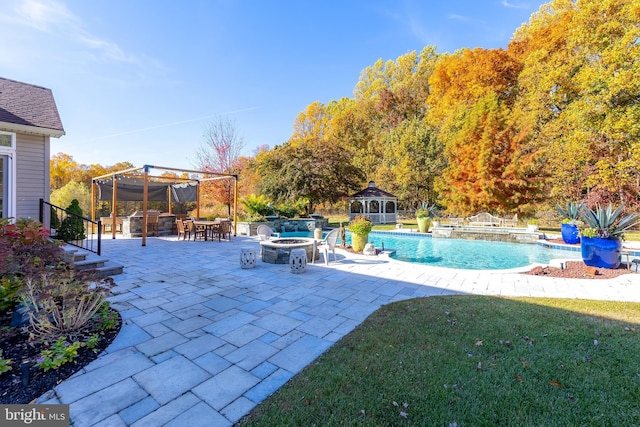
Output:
[
  {"left": 349, "top": 181, "right": 397, "bottom": 224},
  {"left": 92, "top": 165, "right": 238, "bottom": 246}
]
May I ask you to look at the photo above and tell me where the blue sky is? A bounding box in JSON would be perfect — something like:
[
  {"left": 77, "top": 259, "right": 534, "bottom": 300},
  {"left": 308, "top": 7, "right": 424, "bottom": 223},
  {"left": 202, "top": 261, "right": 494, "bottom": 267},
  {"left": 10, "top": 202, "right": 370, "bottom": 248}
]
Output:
[{"left": 1, "top": 0, "right": 546, "bottom": 171}]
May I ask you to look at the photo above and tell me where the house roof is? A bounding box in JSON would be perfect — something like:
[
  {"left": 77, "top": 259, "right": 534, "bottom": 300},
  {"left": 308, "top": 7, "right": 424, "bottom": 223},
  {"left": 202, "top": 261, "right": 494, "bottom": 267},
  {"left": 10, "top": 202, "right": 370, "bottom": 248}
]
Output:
[
  {"left": 351, "top": 181, "right": 397, "bottom": 199},
  {"left": 0, "top": 77, "right": 65, "bottom": 137}
]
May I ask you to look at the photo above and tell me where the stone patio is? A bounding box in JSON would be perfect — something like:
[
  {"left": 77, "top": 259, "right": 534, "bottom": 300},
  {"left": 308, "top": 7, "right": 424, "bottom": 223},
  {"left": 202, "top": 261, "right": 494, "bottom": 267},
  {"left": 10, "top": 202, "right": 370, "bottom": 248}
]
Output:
[{"left": 36, "top": 234, "right": 640, "bottom": 426}]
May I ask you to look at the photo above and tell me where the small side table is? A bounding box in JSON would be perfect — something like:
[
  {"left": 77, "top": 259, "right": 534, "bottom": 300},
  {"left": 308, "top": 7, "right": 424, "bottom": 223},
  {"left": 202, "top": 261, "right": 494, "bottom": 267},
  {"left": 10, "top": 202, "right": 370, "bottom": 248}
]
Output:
[
  {"left": 290, "top": 248, "right": 307, "bottom": 274},
  {"left": 240, "top": 247, "right": 258, "bottom": 269}
]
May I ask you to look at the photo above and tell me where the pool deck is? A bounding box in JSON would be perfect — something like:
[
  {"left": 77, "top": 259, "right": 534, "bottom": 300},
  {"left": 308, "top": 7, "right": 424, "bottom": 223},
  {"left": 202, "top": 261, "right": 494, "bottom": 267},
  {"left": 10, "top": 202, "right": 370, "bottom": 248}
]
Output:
[{"left": 37, "top": 235, "right": 640, "bottom": 426}]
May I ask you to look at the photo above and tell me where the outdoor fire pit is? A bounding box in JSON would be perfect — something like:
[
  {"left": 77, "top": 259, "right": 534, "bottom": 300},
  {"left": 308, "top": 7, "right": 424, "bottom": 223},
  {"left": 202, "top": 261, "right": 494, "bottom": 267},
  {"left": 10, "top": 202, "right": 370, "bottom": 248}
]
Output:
[{"left": 260, "top": 238, "right": 318, "bottom": 264}]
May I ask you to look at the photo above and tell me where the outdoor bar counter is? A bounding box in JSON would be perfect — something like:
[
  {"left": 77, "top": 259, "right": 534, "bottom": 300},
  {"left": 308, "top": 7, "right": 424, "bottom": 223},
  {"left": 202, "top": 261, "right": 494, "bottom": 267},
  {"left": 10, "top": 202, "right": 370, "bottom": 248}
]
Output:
[{"left": 122, "top": 211, "right": 176, "bottom": 237}]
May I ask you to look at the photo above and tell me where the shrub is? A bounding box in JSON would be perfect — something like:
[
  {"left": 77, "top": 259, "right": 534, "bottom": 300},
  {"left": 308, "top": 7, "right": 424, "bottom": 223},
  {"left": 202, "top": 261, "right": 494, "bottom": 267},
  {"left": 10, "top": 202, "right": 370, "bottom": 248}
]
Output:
[
  {"left": 20, "top": 270, "right": 114, "bottom": 341},
  {"left": 50, "top": 206, "right": 61, "bottom": 230},
  {"left": 57, "top": 199, "right": 86, "bottom": 242},
  {"left": 275, "top": 204, "right": 298, "bottom": 218},
  {"left": 240, "top": 194, "right": 274, "bottom": 219},
  {"left": 0, "top": 218, "right": 64, "bottom": 313}
]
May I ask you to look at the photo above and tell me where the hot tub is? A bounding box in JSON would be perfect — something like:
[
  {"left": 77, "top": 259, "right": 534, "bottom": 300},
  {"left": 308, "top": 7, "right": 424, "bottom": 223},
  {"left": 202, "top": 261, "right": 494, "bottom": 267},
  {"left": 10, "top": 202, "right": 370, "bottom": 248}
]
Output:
[{"left": 259, "top": 238, "right": 318, "bottom": 264}]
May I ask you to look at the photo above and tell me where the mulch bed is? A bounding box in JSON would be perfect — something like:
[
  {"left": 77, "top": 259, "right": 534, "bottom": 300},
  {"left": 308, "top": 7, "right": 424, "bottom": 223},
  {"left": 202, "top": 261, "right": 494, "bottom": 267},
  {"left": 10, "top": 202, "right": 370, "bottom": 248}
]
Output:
[
  {"left": 0, "top": 308, "right": 121, "bottom": 404},
  {"left": 529, "top": 238, "right": 633, "bottom": 279},
  {"left": 525, "top": 261, "right": 631, "bottom": 279}
]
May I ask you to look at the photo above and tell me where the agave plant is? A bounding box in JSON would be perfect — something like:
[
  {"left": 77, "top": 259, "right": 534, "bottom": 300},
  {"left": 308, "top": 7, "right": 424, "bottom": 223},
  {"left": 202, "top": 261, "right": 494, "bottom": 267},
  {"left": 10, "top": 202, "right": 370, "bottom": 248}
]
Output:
[
  {"left": 579, "top": 204, "right": 640, "bottom": 239},
  {"left": 556, "top": 202, "right": 584, "bottom": 225},
  {"left": 415, "top": 202, "right": 437, "bottom": 219}
]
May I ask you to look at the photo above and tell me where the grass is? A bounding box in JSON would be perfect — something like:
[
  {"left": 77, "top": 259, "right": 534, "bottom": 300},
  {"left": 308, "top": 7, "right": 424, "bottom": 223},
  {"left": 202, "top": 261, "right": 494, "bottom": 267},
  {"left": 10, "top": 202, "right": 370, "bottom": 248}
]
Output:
[{"left": 238, "top": 296, "right": 640, "bottom": 426}]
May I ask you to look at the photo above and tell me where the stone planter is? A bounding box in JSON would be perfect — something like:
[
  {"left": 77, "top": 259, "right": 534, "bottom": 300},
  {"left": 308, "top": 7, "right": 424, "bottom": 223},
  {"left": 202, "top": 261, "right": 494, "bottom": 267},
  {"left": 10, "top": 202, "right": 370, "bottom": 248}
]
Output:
[
  {"left": 351, "top": 233, "right": 369, "bottom": 252},
  {"left": 417, "top": 217, "right": 431, "bottom": 233},
  {"left": 581, "top": 236, "right": 622, "bottom": 269},
  {"left": 561, "top": 223, "right": 580, "bottom": 245}
]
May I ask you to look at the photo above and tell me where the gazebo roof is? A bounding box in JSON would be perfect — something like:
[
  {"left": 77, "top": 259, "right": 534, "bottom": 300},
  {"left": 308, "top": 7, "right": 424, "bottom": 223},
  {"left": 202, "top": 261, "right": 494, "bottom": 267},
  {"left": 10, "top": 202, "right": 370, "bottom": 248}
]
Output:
[{"left": 351, "top": 181, "right": 396, "bottom": 199}]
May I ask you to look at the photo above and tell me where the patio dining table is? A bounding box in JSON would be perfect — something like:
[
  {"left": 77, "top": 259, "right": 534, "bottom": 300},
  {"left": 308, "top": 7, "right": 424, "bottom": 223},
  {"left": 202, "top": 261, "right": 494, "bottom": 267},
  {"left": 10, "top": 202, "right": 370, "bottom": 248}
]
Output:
[{"left": 192, "top": 220, "right": 222, "bottom": 241}]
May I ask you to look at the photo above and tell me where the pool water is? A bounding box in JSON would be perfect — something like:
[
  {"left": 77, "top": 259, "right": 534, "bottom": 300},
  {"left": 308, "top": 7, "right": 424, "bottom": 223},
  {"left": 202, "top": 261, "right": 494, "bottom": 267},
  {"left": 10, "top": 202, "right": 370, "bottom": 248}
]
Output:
[
  {"left": 359, "top": 231, "right": 581, "bottom": 269},
  {"left": 281, "top": 230, "right": 581, "bottom": 270}
]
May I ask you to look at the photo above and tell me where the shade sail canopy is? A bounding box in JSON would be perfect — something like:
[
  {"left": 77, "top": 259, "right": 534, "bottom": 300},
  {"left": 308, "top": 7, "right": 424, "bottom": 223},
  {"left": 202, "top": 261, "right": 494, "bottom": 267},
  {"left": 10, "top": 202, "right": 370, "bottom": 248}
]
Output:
[
  {"left": 95, "top": 177, "right": 197, "bottom": 202},
  {"left": 92, "top": 164, "right": 238, "bottom": 247}
]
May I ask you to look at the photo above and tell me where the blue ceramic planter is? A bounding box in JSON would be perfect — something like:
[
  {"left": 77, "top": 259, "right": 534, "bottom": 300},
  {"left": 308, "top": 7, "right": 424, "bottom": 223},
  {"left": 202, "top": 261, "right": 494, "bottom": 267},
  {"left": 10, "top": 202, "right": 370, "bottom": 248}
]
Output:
[
  {"left": 580, "top": 237, "right": 622, "bottom": 269},
  {"left": 561, "top": 223, "right": 580, "bottom": 244}
]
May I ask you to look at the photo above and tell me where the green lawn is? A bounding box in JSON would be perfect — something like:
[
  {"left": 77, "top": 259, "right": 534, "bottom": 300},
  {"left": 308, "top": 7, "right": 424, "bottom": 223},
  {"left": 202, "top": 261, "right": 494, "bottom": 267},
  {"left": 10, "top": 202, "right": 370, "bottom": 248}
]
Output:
[{"left": 238, "top": 296, "right": 640, "bottom": 426}]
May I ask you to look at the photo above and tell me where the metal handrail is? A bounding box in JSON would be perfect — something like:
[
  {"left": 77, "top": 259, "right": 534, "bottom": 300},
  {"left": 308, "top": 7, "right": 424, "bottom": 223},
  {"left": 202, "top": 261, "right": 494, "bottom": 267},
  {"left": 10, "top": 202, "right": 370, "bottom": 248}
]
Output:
[{"left": 39, "top": 199, "right": 102, "bottom": 255}]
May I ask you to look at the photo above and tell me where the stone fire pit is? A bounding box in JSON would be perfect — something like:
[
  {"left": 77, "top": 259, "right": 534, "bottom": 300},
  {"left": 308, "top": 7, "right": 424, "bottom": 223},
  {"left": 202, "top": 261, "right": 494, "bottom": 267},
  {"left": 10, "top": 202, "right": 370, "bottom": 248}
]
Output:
[{"left": 260, "top": 238, "right": 318, "bottom": 264}]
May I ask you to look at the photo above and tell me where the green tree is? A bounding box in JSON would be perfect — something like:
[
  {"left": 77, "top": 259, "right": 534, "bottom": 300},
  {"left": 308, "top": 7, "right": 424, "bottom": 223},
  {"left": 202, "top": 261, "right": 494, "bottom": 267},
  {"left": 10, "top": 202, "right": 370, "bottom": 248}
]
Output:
[
  {"left": 50, "top": 181, "right": 91, "bottom": 216},
  {"left": 257, "top": 138, "right": 365, "bottom": 214},
  {"left": 510, "top": 0, "right": 640, "bottom": 207},
  {"left": 376, "top": 118, "right": 444, "bottom": 208}
]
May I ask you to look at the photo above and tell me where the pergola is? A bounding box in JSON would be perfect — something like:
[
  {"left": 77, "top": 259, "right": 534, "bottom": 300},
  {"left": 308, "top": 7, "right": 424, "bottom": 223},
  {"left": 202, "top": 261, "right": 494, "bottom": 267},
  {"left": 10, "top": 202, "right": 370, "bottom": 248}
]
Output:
[{"left": 92, "top": 164, "right": 238, "bottom": 246}]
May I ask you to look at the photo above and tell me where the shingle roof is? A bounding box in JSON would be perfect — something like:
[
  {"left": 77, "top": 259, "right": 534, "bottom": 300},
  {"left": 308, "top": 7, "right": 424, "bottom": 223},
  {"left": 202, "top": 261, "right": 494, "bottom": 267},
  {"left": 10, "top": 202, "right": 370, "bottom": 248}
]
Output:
[
  {"left": 351, "top": 181, "right": 397, "bottom": 198},
  {"left": 0, "top": 77, "right": 64, "bottom": 136}
]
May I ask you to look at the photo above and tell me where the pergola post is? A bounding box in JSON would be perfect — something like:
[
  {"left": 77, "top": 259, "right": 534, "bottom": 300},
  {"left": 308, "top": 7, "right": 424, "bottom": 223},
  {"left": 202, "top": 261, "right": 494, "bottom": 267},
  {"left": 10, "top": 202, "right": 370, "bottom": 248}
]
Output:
[
  {"left": 233, "top": 175, "right": 238, "bottom": 235},
  {"left": 111, "top": 177, "right": 118, "bottom": 239},
  {"left": 196, "top": 182, "right": 200, "bottom": 220},
  {"left": 142, "top": 167, "right": 149, "bottom": 247},
  {"left": 91, "top": 181, "right": 97, "bottom": 233}
]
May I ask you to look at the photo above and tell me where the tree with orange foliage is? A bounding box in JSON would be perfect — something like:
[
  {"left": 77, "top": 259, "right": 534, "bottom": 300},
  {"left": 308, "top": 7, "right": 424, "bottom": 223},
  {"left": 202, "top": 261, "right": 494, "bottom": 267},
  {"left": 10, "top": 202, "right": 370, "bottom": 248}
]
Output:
[
  {"left": 195, "top": 117, "right": 245, "bottom": 217},
  {"left": 428, "top": 47, "right": 539, "bottom": 215}
]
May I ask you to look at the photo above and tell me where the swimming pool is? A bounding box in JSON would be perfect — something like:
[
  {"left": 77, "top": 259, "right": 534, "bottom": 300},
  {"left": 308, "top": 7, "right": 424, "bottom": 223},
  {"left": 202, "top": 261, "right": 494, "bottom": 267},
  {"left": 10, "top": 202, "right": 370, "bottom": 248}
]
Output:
[{"left": 281, "top": 230, "right": 581, "bottom": 270}]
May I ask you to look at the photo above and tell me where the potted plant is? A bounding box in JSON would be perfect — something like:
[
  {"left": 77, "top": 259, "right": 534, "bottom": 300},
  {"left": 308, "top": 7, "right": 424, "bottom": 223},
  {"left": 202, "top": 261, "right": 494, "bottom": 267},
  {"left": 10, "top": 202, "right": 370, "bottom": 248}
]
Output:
[
  {"left": 348, "top": 215, "right": 373, "bottom": 252},
  {"left": 556, "top": 202, "right": 584, "bottom": 244},
  {"left": 431, "top": 217, "right": 441, "bottom": 228},
  {"left": 579, "top": 204, "right": 640, "bottom": 269},
  {"left": 527, "top": 218, "right": 539, "bottom": 232},
  {"left": 416, "top": 203, "right": 436, "bottom": 233}
]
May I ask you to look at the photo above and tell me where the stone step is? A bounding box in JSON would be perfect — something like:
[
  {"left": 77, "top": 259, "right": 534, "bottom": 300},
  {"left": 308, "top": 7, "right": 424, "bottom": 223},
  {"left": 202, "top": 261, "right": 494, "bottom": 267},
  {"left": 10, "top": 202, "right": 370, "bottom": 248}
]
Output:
[{"left": 61, "top": 246, "right": 124, "bottom": 278}]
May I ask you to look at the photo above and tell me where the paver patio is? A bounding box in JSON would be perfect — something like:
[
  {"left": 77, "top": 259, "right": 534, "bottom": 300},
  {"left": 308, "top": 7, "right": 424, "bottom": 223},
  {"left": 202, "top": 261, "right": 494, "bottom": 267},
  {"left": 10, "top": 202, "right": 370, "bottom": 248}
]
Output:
[{"left": 37, "top": 234, "right": 640, "bottom": 426}]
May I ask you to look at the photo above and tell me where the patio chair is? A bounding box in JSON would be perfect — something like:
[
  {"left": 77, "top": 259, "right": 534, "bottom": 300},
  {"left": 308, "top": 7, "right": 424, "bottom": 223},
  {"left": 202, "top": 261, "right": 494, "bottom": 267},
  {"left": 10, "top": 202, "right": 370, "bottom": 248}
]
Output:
[
  {"left": 176, "top": 219, "right": 188, "bottom": 240},
  {"left": 257, "top": 224, "right": 278, "bottom": 241},
  {"left": 186, "top": 220, "right": 206, "bottom": 241},
  {"left": 219, "top": 220, "right": 232, "bottom": 241},
  {"left": 315, "top": 228, "right": 340, "bottom": 265},
  {"left": 147, "top": 213, "right": 159, "bottom": 236}
]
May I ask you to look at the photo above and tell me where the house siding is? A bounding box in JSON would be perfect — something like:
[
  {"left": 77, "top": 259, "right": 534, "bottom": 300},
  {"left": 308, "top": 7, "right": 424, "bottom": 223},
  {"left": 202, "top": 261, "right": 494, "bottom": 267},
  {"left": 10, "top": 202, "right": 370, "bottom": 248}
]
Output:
[{"left": 16, "top": 133, "right": 49, "bottom": 219}]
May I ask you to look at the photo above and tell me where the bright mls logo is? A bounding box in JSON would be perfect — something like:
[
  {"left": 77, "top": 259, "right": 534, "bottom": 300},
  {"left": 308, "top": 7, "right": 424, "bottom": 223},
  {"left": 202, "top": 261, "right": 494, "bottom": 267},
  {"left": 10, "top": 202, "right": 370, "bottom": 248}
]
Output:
[{"left": 1, "top": 404, "right": 69, "bottom": 426}]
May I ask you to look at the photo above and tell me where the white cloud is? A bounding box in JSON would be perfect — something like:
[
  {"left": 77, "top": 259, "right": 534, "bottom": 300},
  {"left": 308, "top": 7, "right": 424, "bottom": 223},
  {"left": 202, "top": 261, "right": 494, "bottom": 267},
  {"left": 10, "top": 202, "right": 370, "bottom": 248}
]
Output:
[
  {"left": 17, "top": 0, "right": 78, "bottom": 32},
  {"left": 0, "top": 0, "right": 147, "bottom": 70},
  {"left": 501, "top": 1, "right": 529, "bottom": 9},
  {"left": 448, "top": 14, "right": 484, "bottom": 25}
]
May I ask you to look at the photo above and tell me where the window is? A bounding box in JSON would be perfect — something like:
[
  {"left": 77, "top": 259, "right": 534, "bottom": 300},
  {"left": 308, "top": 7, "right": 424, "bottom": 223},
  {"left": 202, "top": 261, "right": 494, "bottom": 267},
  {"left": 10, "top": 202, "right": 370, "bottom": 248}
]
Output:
[
  {"left": 0, "top": 132, "right": 16, "bottom": 219},
  {"left": 0, "top": 134, "right": 13, "bottom": 148}
]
